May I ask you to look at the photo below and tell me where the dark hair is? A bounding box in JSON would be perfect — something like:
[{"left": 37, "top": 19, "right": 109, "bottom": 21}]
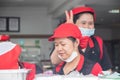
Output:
[
  {"left": 49, "top": 37, "right": 82, "bottom": 56},
  {"left": 58, "top": 18, "right": 66, "bottom": 26},
  {"left": 67, "top": 37, "right": 81, "bottom": 53},
  {"left": 58, "top": 12, "right": 94, "bottom": 26},
  {"left": 73, "top": 12, "right": 94, "bottom": 23},
  {"left": 67, "top": 37, "right": 76, "bottom": 42}
]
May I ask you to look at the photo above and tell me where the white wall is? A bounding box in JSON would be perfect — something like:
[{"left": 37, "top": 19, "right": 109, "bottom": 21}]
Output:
[
  {"left": 0, "top": 7, "right": 53, "bottom": 34},
  {"left": 0, "top": 7, "right": 54, "bottom": 60}
]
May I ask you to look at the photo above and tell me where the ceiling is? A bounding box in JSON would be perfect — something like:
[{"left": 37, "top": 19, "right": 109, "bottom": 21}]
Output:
[{"left": 0, "top": 0, "right": 120, "bottom": 28}]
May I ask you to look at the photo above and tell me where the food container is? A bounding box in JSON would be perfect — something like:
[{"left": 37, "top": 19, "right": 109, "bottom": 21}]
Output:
[{"left": 0, "top": 69, "right": 29, "bottom": 80}]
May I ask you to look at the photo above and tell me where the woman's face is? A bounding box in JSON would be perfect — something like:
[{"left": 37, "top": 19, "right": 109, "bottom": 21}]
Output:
[
  {"left": 54, "top": 38, "right": 75, "bottom": 60},
  {"left": 75, "top": 13, "right": 94, "bottom": 29}
]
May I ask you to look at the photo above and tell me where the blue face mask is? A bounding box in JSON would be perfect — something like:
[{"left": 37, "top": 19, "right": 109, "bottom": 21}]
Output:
[{"left": 79, "top": 27, "right": 95, "bottom": 37}]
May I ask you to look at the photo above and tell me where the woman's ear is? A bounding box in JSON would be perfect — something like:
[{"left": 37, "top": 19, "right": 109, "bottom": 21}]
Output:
[{"left": 74, "top": 38, "right": 80, "bottom": 47}]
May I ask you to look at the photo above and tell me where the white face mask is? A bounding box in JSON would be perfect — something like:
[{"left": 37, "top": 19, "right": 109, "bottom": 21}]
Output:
[
  {"left": 79, "top": 27, "right": 95, "bottom": 37},
  {"left": 58, "top": 51, "right": 78, "bottom": 62}
]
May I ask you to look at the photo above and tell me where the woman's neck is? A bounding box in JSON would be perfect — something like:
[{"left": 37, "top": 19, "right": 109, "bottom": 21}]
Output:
[
  {"left": 68, "top": 53, "right": 80, "bottom": 64},
  {"left": 63, "top": 52, "right": 80, "bottom": 75}
]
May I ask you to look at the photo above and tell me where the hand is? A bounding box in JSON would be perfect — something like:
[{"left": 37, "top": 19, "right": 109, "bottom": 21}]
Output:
[{"left": 65, "top": 10, "right": 74, "bottom": 23}]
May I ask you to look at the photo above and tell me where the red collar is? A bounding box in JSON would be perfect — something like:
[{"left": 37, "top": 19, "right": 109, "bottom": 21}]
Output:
[{"left": 76, "top": 54, "right": 84, "bottom": 71}]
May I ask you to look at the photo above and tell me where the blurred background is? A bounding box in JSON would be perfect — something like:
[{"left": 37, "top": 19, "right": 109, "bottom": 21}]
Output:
[{"left": 0, "top": 0, "right": 120, "bottom": 73}]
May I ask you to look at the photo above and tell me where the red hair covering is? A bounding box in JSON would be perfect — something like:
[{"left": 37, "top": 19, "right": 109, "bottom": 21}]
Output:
[
  {"left": 0, "top": 34, "right": 10, "bottom": 41},
  {"left": 48, "top": 23, "right": 82, "bottom": 41},
  {"left": 72, "top": 6, "right": 96, "bottom": 21}
]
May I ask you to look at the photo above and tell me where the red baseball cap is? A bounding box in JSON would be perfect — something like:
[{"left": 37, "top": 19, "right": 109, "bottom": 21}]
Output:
[
  {"left": 48, "top": 23, "right": 82, "bottom": 41},
  {"left": 0, "top": 34, "right": 10, "bottom": 41},
  {"left": 72, "top": 6, "right": 96, "bottom": 20}
]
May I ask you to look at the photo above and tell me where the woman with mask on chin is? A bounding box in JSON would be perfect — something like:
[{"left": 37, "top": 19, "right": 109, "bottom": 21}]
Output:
[
  {"left": 48, "top": 23, "right": 102, "bottom": 76},
  {"left": 50, "top": 6, "right": 112, "bottom": 72}
]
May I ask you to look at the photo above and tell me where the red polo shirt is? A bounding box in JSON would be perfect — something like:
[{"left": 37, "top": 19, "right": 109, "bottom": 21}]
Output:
[{"left": 76, "top": 54, "right": 102, "bottom": 76}]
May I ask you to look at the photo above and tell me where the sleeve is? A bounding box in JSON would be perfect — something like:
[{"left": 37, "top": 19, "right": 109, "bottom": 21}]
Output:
[
  {"left": 100, "top": 44, "right": 113, "bottom": 71},
  {"left": 49, "top": 44, "right": 62, "bottom": 65},
  {"left": 49, "top": 44, "right": 55, "bottom": 56},
  {"left": 23, "top": 62, "right": 36, "bottom": 80},
  {"left": 91, "top": 63, "right": 102, "bottom": 76}
]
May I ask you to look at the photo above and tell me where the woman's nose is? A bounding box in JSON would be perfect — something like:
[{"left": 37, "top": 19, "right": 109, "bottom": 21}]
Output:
[{"left": 57, "top": 45, "right": 62, "bottom": 51}]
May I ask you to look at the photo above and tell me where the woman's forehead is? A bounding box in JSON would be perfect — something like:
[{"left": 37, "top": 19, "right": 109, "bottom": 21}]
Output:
[
  {"left": 54, "top": 38, "right": 72, "bottom": 43},
  {"left": 79, "top": 13, "right": 94, "bottom": 20}
]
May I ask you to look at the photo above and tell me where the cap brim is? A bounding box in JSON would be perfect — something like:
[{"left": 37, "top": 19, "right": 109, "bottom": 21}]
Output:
[{"left": 48, "top": 36, "right": 54, "bottom": 41}]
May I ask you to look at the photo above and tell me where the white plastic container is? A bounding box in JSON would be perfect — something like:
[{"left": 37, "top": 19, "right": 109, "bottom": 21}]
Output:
[{"left": 0, "top": 69, "right": 29, "bottom": 80}]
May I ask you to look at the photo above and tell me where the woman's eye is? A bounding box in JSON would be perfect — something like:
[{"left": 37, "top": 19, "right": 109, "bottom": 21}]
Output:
[
  {"left": 89, "top": 22, "right": 93, "bottom": 25},
  {"left": 82, "top": 22, "right": 86, "bottom": 25},
  {"left": 61, "top": 44, "right": 65, "bottom": 46},
  {"left": 55, "top": 44, "right": 58, "bottom": 46}
]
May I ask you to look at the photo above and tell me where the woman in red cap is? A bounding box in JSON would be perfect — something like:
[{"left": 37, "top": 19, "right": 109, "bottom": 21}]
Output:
[
  {"left": 50, "top": 6, "right": 112, "bottom": 72},
  {"left": 49, "top": 23, "right": 102, "bottom": 76}
]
